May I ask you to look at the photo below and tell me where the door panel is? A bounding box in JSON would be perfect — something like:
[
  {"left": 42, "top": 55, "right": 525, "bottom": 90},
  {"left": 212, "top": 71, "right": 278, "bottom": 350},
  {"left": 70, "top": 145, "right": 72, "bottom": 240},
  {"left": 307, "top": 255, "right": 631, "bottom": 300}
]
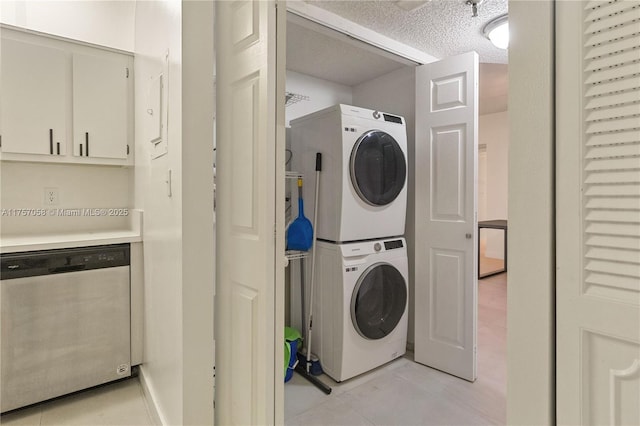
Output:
[
  {"left": 431, "top": 126, "right": 466, "bottom": 220},
  {"left": 431, "top": 249, "right": 465, "bottom": 347},
  {"left": 556, "top": 1, "right": 640, "bottom": 423},
  {"left": 414, "top": 51, "right": 478, "bottom": 381},
  {"left": 215, "top": 0, "right": 285, "bottom": 424}
]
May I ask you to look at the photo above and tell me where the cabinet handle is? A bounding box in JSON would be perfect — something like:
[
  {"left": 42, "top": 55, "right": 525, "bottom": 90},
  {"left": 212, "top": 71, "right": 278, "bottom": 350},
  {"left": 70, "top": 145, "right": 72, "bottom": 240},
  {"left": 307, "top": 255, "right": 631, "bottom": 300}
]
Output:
[
  {"left": 49, "top": 129, "right": 53, "bottom": 154},
  {"left": 80, "top": 144, "right": 83, "bottom": 156},
  {"left": 85, "top": 132, "right": 89, "bottom": 157},
  {"left": 56, "top": 142, "right": 60, "bottom": 155}
]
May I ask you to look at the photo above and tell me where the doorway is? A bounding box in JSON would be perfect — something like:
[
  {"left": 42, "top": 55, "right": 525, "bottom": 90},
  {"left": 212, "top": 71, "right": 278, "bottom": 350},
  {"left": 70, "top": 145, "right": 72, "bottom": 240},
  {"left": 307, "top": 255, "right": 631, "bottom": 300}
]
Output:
[{"left": 282, "top": 12, "right": 508, "bottom": 425}]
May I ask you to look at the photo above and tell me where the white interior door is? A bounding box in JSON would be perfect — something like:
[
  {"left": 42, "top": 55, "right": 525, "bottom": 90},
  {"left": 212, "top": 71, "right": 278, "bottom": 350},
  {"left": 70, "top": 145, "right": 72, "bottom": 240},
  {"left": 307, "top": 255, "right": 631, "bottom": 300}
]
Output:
[
  {"left": 556, "top": 1, "right": 640, "bottom": 424},
  {"left": 414, "top": 52, "right": 478, "bottom": 382},
  {"left": 215, "top": 1, "right": 285, "bottom": 424}
]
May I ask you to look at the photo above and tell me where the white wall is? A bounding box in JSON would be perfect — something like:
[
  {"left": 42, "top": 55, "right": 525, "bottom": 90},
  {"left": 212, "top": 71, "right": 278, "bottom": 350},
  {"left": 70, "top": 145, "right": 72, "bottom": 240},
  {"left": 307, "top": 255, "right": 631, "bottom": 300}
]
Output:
[
  {"left": 0, "top": 162, "right": 131, "bottom": 236},
  {"left": 479, "top": 111, "right": 509, "bottom": 259},
  {"left": 0, "top": 0, "right": 135, "bottom": 51},
  {"left": 181, "top": 2, "right": 215, "bottom": 424},
  {"left": 134, "top": 1, "right": 214, "bottom": 425},
  {"left": 134, "top": 1, "right": 183, "bottom": 424},
  {"left": 352, "top": 65, "right": 417, "bottom": 344},
  {"left": 285, "top": 70, "right": 353, "bottom": 126},
  {"left": 507, "top": 0, "right": 555, "bottom": 423}
]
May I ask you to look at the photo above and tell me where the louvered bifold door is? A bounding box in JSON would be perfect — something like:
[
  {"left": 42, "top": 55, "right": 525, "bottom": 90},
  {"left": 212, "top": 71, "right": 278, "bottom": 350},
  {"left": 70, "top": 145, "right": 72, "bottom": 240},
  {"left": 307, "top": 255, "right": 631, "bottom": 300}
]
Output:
[{"left": 557, "top": 1, "right": 640, "bottom": 424}]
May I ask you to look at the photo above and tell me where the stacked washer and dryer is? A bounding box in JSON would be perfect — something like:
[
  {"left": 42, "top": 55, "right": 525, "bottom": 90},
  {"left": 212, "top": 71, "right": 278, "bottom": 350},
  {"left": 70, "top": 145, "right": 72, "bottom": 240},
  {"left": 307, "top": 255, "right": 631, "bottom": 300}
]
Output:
[{"left": 291, "top": 104, "right": 409, "bottom": 382}]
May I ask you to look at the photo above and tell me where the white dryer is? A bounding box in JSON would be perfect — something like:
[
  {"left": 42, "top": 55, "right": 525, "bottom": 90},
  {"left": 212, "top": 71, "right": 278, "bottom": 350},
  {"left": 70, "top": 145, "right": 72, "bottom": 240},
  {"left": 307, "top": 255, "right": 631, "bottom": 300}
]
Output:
[
  {"left": 312, "top": 237, "right": 408, "bottom": 382},
  {"left": 291, "top": 104, "right": 407, "bottom": 242}
]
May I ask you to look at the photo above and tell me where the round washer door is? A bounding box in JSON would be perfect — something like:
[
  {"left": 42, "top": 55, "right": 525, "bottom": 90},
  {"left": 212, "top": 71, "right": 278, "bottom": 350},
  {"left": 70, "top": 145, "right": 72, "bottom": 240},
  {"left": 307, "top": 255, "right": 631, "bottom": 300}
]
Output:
[
  {"left": 351, "top": 262, "right": 407, "bottom": 340},
  {"left": 350, "top": 130, "right": 407, "bottom": 206}
]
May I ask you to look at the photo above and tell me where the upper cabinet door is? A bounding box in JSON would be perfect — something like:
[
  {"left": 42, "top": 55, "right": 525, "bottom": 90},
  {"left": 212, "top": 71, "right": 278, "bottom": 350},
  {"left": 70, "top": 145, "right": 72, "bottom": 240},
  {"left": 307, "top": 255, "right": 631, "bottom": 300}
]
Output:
[
  {"left": 73, "top": 53, "right": 129, "bottom": 159},
  {"left": 1, "top": 39, "right": 68, "bottom": 156}
]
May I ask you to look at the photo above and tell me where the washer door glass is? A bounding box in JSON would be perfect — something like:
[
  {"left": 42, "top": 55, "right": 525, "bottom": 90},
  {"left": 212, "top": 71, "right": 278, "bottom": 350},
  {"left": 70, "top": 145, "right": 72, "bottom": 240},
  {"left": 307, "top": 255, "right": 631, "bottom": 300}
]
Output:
[
  {"left": 350, "top": 130, "right": 406, "bottom": 206},
  {"left": 351, "top": 262, "right": 407, "bottom": 340}
]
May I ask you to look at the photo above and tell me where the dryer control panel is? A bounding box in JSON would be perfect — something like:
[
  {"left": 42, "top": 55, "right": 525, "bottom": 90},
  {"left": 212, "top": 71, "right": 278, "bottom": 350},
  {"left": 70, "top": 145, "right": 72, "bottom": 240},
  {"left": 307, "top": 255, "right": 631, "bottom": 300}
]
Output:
[{"left": 384, "top": 239, "right": 404, "bottom": 250}]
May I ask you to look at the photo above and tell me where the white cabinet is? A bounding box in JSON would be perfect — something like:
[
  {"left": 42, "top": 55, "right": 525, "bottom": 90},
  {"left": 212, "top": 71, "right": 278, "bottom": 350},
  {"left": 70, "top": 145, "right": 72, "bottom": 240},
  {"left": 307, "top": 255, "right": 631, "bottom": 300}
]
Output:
[
  {"left": 0, "top": 29, "right": 133, "bottom": 166},
  {"left": 73, "top": 53, "right": 129, "bottom": 160},
  {"left": 0, "top": 39, "right": 68, "bottom": 156}
]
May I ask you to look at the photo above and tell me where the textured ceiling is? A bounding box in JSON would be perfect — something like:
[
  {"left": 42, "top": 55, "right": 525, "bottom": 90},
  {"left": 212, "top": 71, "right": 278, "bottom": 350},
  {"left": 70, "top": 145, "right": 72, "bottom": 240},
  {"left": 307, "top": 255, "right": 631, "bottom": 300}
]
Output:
[
  {"left": 287, "top": 11, "right": 509, "bottom": 114},
  {"left": 307, "top": 0, "right": 508, "bottom": 64},
  {"left": 287, "top": 17, "right": 409, "bottom": 86}
]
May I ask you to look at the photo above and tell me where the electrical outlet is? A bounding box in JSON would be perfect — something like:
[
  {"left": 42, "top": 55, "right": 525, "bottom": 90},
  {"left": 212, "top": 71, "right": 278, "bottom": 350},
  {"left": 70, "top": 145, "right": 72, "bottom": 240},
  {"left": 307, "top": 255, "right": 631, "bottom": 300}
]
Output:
[{"left": 44, "top": 187, "right": 59, "bottom": 205}]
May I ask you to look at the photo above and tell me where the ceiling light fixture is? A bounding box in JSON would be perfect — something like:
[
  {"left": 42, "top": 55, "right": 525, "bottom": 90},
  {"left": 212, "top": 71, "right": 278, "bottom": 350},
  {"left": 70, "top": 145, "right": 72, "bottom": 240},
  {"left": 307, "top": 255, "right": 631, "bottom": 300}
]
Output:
[
  {"left": 465, "top": 0, "right": 484, "bottom": 17},
  {"left": 484, "top": 14, "right": 509, "bottom": 49}
]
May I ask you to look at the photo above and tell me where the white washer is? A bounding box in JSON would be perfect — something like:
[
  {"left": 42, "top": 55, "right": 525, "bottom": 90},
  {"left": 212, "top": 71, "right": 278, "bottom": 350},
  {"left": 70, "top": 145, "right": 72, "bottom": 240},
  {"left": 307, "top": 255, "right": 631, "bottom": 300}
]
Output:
[
  {"left": 291, "top": 104, "right": 407, "bottom": 242},
  {"left": 312, "top": 237, "right": 408, "bottom": 382}
]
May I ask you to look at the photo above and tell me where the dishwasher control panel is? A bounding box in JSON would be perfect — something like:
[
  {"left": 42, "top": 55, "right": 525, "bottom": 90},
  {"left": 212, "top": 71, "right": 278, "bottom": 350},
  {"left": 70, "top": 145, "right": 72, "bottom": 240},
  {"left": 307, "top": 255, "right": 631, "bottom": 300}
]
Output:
[{"left": 1, "top": 244, "right": 130, "bottom": 279}]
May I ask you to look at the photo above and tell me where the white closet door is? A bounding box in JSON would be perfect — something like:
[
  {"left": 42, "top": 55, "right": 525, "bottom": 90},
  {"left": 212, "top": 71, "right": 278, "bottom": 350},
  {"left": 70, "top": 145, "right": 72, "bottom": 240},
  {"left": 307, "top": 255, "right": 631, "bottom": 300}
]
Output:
[
  {"left": 414, "top": 51, "right": 478, "bottom": 381},
  {"left": 556, "top": 1, "right": 640, "bottom": 424},
  {"left": 215, "top": 0, "right": 285, "bottom": 424}
]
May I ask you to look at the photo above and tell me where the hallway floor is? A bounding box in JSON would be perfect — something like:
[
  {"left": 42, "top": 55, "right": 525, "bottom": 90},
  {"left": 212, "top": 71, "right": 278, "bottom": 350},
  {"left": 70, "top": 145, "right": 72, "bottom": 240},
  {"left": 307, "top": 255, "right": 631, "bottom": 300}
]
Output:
[{"left": 285, "top": 273, "right": 507, "bottom": 426}]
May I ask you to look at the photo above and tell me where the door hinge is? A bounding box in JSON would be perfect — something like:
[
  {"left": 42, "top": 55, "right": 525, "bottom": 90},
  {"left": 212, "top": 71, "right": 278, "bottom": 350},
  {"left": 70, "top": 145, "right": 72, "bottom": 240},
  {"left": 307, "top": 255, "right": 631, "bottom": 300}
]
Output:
[
  {"left": 126, "top": 67, "right": 130, "bottom": 78},
  {"left": 127, "top": 144, "right": 130, "bottom": 155}
]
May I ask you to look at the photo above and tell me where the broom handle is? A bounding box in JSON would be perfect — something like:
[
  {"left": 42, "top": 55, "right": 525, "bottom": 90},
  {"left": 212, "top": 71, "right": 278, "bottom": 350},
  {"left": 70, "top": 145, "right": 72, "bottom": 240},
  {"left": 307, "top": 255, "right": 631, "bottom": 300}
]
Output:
[
  {"left": 300, "top": 257, "right": 306, "bottom": 344},
  {"left": 306, "top": 153, "right": 322, "bottom": 372}
]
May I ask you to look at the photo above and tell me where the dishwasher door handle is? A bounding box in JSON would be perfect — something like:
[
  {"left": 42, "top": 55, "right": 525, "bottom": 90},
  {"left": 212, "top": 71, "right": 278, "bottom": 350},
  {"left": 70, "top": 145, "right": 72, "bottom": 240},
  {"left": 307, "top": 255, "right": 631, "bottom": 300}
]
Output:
[{"left": 49, "top": 265, "right": 87, "bottom": 274}]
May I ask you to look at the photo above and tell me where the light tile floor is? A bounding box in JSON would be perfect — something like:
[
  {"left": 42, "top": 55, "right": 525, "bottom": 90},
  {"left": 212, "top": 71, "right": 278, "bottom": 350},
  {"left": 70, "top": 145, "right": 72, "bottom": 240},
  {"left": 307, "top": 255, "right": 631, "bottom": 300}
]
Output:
[
  {"left": 0, "top": 377, "right": 154, "bottom": 426},
  {"left": 285, "top": 273, "right": 507, "bottom": 426},
  {"left": 1, "top": 274, "right": 505, "bottom": 426}
]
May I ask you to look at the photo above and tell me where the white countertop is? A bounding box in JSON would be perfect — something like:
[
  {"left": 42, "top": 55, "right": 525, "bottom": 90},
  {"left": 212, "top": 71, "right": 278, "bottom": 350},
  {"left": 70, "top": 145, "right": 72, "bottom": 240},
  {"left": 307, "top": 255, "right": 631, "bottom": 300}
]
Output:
[{"left": 1, "top": 210, "right": 143, "bottom": 253}]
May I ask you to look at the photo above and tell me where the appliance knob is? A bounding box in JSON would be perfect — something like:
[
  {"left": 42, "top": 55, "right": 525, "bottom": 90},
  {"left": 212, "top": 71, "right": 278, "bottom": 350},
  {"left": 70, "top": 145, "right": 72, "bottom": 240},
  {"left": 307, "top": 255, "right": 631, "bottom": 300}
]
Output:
[
  {"left": 374, "top": 243, "right": 382, "bottom": 252},
  {"left": 373, "top": 110, "right": 381, "bottom": 119}
]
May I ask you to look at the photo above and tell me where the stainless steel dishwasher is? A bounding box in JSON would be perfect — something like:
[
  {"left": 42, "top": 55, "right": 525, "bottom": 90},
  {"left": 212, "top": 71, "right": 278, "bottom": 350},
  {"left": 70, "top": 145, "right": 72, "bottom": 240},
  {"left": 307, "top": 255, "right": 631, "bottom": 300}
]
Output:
[{"left": 1, "top": 244, "right": 131, "bottom": 413}]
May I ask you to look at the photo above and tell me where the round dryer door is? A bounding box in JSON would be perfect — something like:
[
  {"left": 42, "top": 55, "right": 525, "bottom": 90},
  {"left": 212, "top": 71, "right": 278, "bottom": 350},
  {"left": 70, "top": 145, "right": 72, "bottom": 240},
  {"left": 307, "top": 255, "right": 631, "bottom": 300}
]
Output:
[
  {"left": 350, "top": 130, "right": 406, "bottom": 206},
  {"left": 351, "top": 262, "right": 407, "bottom": 340}
]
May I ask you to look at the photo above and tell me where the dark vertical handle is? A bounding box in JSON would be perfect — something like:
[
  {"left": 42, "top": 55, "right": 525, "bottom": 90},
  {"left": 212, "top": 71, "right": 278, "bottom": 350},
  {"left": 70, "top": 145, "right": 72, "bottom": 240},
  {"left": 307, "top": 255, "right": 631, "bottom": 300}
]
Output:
[
  {"left": 315, "top": 153, "right": 322, "bottom": 172},
  {"left": 85, "top": 132, "right": 89, "bottom": 157},
  {"left": 80, "top": 144, "right": 83, "bottom": 156},
  {"left": 56, "top": 142, "right": 60, "bottom": 155},
  {"left": 49, "top": 129, "right": 53, "bottom": 154}
]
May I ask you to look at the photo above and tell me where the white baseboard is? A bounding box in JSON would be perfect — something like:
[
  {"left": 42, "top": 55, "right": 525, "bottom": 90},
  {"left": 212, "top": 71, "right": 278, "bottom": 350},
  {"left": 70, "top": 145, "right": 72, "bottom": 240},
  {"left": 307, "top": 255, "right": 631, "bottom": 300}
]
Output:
[{"left": 138, "top": 367, "right": 164, "bottom": 426}]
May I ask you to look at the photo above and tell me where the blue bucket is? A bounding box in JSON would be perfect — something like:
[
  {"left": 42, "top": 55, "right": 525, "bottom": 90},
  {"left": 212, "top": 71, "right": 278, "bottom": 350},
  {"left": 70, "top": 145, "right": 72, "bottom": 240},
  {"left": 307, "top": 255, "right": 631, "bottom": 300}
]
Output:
[{"left": 285, "top": 339, "right": 299, "bottom": 382}]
